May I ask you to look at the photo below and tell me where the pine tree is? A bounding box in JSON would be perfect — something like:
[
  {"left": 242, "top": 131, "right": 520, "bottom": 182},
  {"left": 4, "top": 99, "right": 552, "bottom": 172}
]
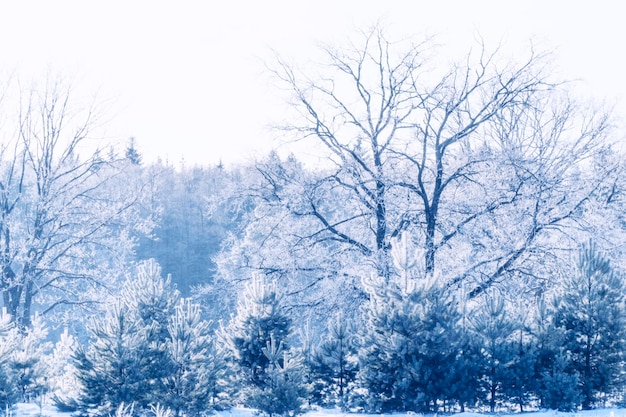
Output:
[
  {"left": 74, "top": 260, "right": 179, "bottom": 415},
  {"left": 10, "top": 315, "right": 51, "bottom": 405},
  {"left": 357, "top": 275, "right": 421, "bottom": 412},
  {"left": 309, "top": 313, "right": 358, "bottom": 409},
  {"left": 164, "top": 298, "right": 226, "bottom": 416},
  {"left": 125, "top": 137, "right": 142, "bottom": 165},
  {"left": 0, "top": 308, "right": 19, "bottom": 412},
  {"left": 222, "top": 274, "right": 307, "bottom": 414},
  {"left": 532, "top": 298, "right": 582, "bottom": 411},
  {"left": 503, "top": 327, "right": 537, "bottom": 412},
  {"left": 74, "top": 259, "right": 225, "bottom": 416},
  {"left": 552, "top": 241, "right": 626, "bottom": 409},
  {"left": 414, "top": 285, "right": 465, "bottom": 412},
  {"left": 248, "top": 335, "right": 308, "bottom": 417},
  {"left": 48, "top": 328, "right": 82, "bottom": 411},
  {"left": 357, "top": 274, "right": 464, "bottom": 412},
  {"left": 74, "top": 303, "right": 148, "bottom": 416},
  {"left": 539, "top": 348, "right": 582, "bottom": 411},
  {"left": 121, "top": 259, "right": 180, "bottom": 406},
  {"left": 469, "top": 294, "right": 518, "bottom": 413},
  {"left": 225, "top": 276, "right": 293, "bottom": 393}
]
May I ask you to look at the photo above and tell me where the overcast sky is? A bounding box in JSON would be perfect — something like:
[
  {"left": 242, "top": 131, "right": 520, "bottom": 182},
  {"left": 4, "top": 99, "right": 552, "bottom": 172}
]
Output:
[{"left": 1, "top": 1, "right": 624, "bottom": 167}]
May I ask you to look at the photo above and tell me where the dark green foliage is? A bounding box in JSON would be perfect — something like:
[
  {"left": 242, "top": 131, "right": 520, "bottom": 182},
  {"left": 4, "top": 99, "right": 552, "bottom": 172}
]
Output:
[
  {"left": 164, "top": 299, "right": 227, "bottom": 416},
  {"left": 503, "top": 329, "right": 538, "bottom": 412},
  {"left": 125, "top": 137, "right": 142, "bottom": 165},
  {"left": 0, "top": 314, "right": 49, "bottom": 410},
  {"left": 228, "top": 277, "right": 293, "bottom": 389},
  {"left": 532, "top": 299, "right": 582, "bottom": 410},
  {"left": 538, "top": 349, "right": 582, "bottom": 411},
  {"left": 447, "top": 335, "right": 482, "bottom": 412}
]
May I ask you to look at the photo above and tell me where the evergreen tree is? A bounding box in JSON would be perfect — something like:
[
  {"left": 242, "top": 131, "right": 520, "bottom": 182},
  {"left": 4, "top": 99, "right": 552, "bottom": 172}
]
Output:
[
  {"left": 503, "top": 327, "right": 537, "bottom": 412},
  {"left": 448, "top": 333, "right": 482, "bottom": 412},
  {"left": 539, "top": 348, "right": 582, "bottom": 411},
  {"left": 74, "top": 259, "right": 223, "bottom": 416},
  {"left": 248, "top": 335, "right": 308, "bottom": 417},
  {"left": 164, "top": 298, "right": 226, "bottom": 416},
  {"left": 226, "top": 276, "right": 292, "bottom": 389},
  {"left": 224, "top": 275, "right": 300, "bottom": 410},
  {"left": 357, "top": 275, "right": 421, "bottom": 412},
  {"left": 469, "top": 294, "right": 518, "bottom": 413},
  {"left": 125, "top": 137, "right": 142, "bottom": 165},
  {"left": 414, "top": 285, "right": 466, "bottom": 412},
  {"left": 309, "top": 313, "right": 358, "bottom": 409},
  {"left": 357, "top": 275, "right": 464, "bottom": 412},
  {"left": 10, "top": 315, "right": 51, "bottom": 404},
  {"left": 48, "top": 328, "right": 82, "bottom": 411},
  {"left": 74, "top": 260, "right": 179, "bottom": 415},
  {"left": 446, "top": 290, "right": 482, "bottom": 412},
  {"left": 0, "top": 308, "right": 19, "bottom": 412},
  {"left": 553, "top": 241, "right": 626, "bottom": 409},
  {"left": 121, "top": 259, "right": 180, "bottom": 406},
  {"left": 532, "top": 298, "right": 582, "bottom": 411},
  {"left": 73, "top": 303, "right": 148, "bottom": 416}
]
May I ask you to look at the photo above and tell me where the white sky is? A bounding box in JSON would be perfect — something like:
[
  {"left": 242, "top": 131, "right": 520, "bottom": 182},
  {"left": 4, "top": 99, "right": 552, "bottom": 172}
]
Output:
[{"left": 0, "top": 1, "right": 624, "bottom": 167}]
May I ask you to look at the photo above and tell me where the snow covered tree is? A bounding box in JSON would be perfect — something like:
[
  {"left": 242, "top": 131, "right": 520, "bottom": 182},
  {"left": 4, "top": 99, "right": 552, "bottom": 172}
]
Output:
[
  {"left": 469, "top": 294, "right": 518, "bottom": 412},
  {"left": 309, "top": 313, "right": 358, "bottom": 409},
  {"left": 531, "top": 298, "right": 582, "bottom": 411},
  {"left": 73, "top": 303, "right": 149, "bottom": 416},
  {"left": 47, "top": 328, "right": 82, "bottom": 411},
  {"left": 223, "top": 275, "right": 294, "bottom": 406},
  {"left": 502, "top": 327, "right": 538, "bottom": 412},
  {"left": 75, "top": 259, "right": 225, "bottom": 416},
  {"left": 0, "top": 312, "right": 51, "bottom": 413},
  {"left": 10, "top": 315, "right": 51, "bottom": 405},
  {"left": 0, "top": 75, "right": 144, "bottom": 330},
  {"left": 0, "top": 308, "right": 19, "bottom": 411},
  {"left": 357, "top": 274, "right": 464, "bottom": 412},
  {"left": 164, "top": 298, "right": 226, "bottom": 416},
  {"left": 248, "top": 335, "right": 308, "bottom": 417},
  {"left": 121, "top": 259, "right": 180, "bottom": 405},
  {"left": 552, "top": 241, "right": 626, "bottom": 409},
  {"left": 74, "top": 260, "right": 179, "bottom": 415},
  {"left": 250, "top": 24, "right": 621, "bottom": 308}
]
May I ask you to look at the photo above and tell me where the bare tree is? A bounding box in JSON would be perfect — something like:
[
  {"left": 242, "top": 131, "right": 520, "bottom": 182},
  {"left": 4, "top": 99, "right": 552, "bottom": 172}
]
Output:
[
  {"left": 0, "top": 75, "right": 140, "bottom": 328},
  {"left": 262, "top": 26, "right": 619, "bottom": 296}
]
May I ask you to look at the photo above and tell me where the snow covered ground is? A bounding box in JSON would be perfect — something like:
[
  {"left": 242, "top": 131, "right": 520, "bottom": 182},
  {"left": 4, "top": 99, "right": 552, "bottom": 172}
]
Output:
[{"left": 12, "top": 403, "right": 626, "bottom": 417}]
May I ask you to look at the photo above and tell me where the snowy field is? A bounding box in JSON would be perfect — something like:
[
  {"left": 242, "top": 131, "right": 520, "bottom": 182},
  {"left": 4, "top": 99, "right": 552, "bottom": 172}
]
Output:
[{"left": 13, "top": 403, "right": 626, "bottom": 417}]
